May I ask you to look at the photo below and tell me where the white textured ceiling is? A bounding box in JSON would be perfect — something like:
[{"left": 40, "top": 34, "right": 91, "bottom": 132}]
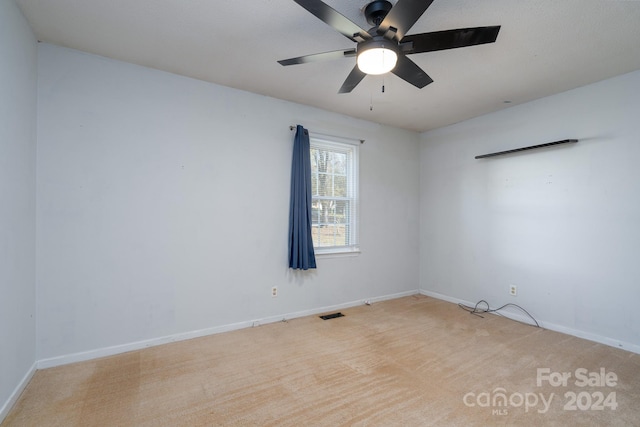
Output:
[{"left": 16, "top": 0, "right": 640, "bottom": 132}]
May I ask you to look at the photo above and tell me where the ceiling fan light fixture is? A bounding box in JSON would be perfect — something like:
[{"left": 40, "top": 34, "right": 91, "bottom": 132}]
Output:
[{"left": 357, "top": 39, "right": 398, "bottom": 75}]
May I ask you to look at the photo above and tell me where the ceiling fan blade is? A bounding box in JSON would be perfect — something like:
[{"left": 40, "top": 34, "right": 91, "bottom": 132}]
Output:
[
  {"left": 378, "top": 0, "right": 435, "bottom": 41},
  {"left": 401, "top": 26, "right": 501, "bottom": 54},
  {"left": 338, "top": 66, "right": 367, "bottom": 93},
  {"left": 293, "top": 0, "right": 371, "bottom": 42},
  {"left": 278, "top": 49, "right": 356, "bottom": 66},
  {"left": 391, "top": 54, "right": 433, "bottom": 89}
]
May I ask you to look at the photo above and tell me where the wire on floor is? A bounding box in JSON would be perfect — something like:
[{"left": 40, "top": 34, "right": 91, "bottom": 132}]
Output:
[{"left": 458, "top": 299, "right": 540, "bottom": 328}]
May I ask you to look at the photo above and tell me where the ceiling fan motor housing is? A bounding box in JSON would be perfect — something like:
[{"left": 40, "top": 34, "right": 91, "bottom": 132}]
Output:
[
  {"left": 357, "top": 35, "right": 399, "bottom": 56},
  {"left": 365, "top": 0, "right": 392, "bottom": 26}
]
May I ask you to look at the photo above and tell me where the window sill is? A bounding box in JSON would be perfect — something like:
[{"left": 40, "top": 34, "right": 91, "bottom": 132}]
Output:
[{"left": 314, "top": 247, "right": 361, "bottom": 258}]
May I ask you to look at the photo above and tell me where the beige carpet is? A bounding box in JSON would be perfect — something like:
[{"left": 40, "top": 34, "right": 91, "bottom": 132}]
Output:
[{"left": 3, "top": 295, "right": 639, "bottom": 426}]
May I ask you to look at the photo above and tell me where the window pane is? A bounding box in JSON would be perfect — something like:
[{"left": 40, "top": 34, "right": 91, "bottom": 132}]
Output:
[
  {"left": 313, "top": 223, "right": 347, "bottom": 247},
  {"left": 310, "top": 198, "right": 351, "bottom": 247},
  {"left": 311, "top": 171, "right": 318, "bottom": 196},
  {"left": 315, "top": 151, "right": 328, "bottom": 174},
  {"left": 326, "top": 200, "right": 337, "bottom": 224},
  {"left": 317, "top": 173, "right": 329, "bottom": 196},
  {"left": 333, "top": 175, "right": 347, "bottom": 197},
  {"left": 334, "top": 200, "right": 348, "bottom": 224},
  {"left": 330, "top": 152, "right": 346, "bottom": 175},
  {"left": 311, "top": 202, "right": 321, "bottom": 225}
]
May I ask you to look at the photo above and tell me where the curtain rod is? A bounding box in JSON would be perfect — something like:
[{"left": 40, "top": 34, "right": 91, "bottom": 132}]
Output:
[{"left": 289, "top": 125, "right": 365, "bottom": 144}]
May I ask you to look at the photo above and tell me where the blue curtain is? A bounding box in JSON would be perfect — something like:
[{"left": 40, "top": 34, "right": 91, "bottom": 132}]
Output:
[{"left": 288, "top": 125, "right": 316, "bottom": 270}]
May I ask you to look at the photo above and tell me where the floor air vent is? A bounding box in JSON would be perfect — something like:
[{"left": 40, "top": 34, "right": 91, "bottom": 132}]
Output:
[{"left": 319, "top": 312, "right": 344, "bottom": 320}]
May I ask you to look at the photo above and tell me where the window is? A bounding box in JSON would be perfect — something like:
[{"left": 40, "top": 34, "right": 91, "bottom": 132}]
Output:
[{"left": 310, "top": 136, "right": 359, "bottom": 254}]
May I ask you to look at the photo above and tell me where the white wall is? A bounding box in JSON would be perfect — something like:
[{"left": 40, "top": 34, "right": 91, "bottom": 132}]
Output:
[
  {"left": 0, "top": 0, "right": 37, "bottom": 419},
  {"left": 420, "top": 70, "right": 640, "bottom": 352},
  {"left": 36, "top": 43, "right": 420, "bottom": 363}
]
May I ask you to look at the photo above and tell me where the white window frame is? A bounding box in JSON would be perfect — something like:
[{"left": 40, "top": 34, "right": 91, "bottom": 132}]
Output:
[{"left": 309, "top": 134, "right": 360, "bottom": 255}]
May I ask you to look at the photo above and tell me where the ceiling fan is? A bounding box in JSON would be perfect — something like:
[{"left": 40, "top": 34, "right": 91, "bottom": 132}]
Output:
[{"left": 278, "top": 0, "right": 501, "bottom": 93}]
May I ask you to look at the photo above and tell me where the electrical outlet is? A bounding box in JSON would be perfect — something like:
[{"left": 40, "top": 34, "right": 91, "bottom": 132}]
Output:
[
  {"left": 271, "top": 286, "right": 278, "bottom": 297},
  {"left": 509, "top": 285, "right": 517, "bottom": 296}
]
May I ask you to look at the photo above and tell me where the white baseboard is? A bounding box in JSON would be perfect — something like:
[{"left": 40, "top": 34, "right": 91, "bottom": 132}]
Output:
[
  {"left": 0, "top": 362, "right": 37, "bottom": 424},
  {"left": 37, "top": 289, "right": 419, "bottom": 369},
  {"left": 419, "top": 289, "right": 640, "bottom": 355}
]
